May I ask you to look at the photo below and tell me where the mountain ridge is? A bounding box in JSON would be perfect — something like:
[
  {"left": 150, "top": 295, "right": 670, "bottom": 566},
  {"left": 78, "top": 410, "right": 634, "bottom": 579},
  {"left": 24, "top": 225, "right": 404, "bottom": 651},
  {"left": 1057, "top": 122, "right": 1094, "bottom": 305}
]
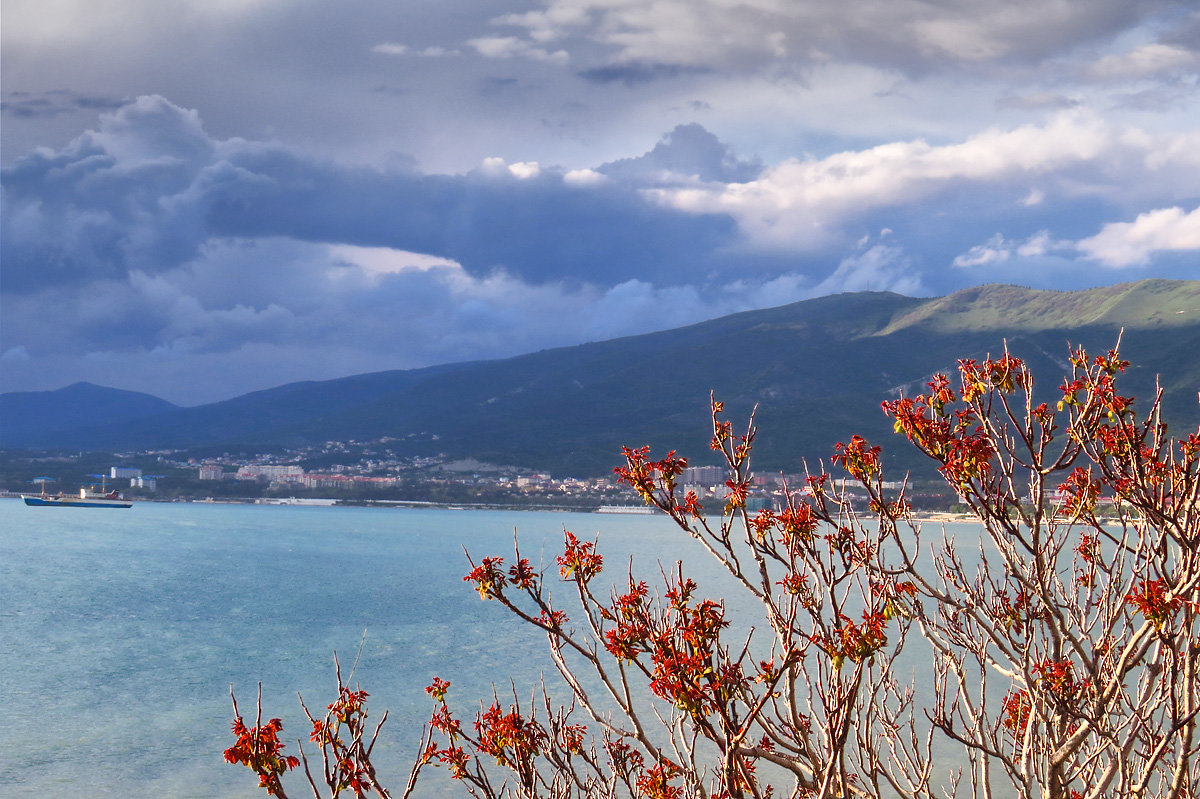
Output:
[{"left": 4, "top": 279, "right": 1198, "bottom": 475}]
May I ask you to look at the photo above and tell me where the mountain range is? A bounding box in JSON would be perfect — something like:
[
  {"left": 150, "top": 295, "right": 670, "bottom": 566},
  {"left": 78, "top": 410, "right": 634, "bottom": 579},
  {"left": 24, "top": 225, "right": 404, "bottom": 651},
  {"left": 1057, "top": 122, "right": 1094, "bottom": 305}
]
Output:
[{"left": 4, "top": 279, "right": 1199, "bottom": 476}]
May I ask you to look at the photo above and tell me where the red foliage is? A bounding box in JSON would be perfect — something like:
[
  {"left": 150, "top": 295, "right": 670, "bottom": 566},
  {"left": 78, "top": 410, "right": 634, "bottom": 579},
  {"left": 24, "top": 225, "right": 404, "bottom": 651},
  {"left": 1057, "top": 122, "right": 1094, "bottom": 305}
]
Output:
[
  {"left": 465, "top": 556, "right": 508, "bottom": 599},
  {"left": 224, "top": 713, "right": 300, "bottom": 797},
  {"left": 228, "top": 342, "right": 1200, "bottom": 799},
  {"left": 557, "top": 532, "right": 603, "bottom": 582},
  {"left": 637, "top": 760, "right": 684, "bottom": 799},
  {"left": 831, "top": 434, "right": 881, "bottom": 481},
  {"left": 1125, "top": 578, "right": 1185, "bottom": 628}
]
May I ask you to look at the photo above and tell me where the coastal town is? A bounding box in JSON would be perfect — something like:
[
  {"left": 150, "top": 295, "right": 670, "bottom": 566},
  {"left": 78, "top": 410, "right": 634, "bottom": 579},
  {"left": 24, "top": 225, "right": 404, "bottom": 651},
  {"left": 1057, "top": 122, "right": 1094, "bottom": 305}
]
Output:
[{"left": 2, "top": 435, "right": 935, "bottom": 511}]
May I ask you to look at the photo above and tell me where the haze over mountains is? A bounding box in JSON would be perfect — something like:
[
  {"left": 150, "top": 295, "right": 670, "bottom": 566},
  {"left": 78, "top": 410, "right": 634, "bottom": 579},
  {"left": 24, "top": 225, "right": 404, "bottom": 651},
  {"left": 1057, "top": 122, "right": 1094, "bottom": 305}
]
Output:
[{"left": 4, "top": 279, "right": 1199, "bottom": 475}]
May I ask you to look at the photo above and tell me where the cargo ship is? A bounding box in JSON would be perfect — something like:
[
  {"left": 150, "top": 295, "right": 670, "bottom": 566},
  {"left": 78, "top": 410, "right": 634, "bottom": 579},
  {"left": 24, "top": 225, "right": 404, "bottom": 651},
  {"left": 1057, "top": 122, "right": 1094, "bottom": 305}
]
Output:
[{"left": 22, "top": 479, "right": 133, "bottom": 508}]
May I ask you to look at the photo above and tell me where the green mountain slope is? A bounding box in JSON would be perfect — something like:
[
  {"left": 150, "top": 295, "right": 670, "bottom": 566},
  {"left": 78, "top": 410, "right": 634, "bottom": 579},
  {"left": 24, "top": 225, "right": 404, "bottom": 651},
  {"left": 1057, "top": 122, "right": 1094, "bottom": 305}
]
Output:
[
  {"left": 883, "top": 279, "right": 1200, "bottom": 332},
  {"left": 4, "top": 280, "right": 1198, "bottom": 475}
]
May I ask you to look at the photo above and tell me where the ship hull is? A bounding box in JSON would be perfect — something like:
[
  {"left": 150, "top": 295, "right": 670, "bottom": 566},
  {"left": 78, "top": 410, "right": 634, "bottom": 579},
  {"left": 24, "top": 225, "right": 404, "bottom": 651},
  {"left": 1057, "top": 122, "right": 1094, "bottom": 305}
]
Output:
[{"left": 22, "top": 495, "right": 133, "bottom": 508}]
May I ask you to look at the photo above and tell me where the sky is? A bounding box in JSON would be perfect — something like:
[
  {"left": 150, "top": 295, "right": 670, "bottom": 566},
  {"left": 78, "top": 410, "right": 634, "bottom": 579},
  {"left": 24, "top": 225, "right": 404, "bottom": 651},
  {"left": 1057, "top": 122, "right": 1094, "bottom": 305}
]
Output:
[{"left": 3, "top": 0, "right": 1200, "bottom": 405}]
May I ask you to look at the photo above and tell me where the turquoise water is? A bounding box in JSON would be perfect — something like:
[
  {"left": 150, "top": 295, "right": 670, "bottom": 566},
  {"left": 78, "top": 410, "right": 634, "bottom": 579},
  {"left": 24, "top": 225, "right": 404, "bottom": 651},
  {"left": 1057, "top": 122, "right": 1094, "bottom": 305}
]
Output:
[{"left": 0, "top": 499, "right": 727, "bottom": 798}]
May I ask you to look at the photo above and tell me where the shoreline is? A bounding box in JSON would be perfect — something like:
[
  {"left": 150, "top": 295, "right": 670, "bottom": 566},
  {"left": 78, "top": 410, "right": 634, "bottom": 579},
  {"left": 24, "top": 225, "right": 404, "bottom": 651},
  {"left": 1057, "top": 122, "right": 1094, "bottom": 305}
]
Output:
[{"left": 1, "top": 491, "right": 980, "bottom": 521}]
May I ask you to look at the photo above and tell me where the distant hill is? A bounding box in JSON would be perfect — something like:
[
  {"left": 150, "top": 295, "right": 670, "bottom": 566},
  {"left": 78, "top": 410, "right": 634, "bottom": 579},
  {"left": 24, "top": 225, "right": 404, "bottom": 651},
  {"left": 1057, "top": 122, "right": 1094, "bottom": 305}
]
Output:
[
  {"left": 3, "top": 279, "right": 1199, "bottom": 475},
  {"left": 1, "top": 383, "right": 178, "bottom": 448}
]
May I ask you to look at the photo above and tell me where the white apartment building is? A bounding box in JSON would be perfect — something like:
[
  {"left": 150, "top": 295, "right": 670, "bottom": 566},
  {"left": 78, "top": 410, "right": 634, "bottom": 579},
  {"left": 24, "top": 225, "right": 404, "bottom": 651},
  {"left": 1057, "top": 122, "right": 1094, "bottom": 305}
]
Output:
[{"left": 236, "top": 464, "right": 305, "bottom": 481}]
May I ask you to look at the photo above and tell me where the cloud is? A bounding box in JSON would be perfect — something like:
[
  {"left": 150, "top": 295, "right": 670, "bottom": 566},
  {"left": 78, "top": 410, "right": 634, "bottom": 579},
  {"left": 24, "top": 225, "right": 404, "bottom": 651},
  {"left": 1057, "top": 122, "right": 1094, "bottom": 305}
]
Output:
[
  {"left": 952, "top": 234, "right": 1014, "bottom": 268},
  {"left": 371, "top": 42, "right": 408, "bottom": 56},
  {"left": 646, "top": 112, "right": 1125, "bottom": 251},
  {"left": 599, "top": 123, "right": 762, "bottom": 183},
  {"left": 468, "top": 36, "right": 569, "bottom": 64},
  {"left": 563, "top": 168, "right": 607, "bottom": 186},
  {"left": 1, "top": 96, "right": 746, "bottom": 296},
  {"left": 1086, "top": 43, "right": 1200, "bottom": 81},
  {"left": 5, "top": 0, "right": 1194, "bottom": 187},
  {"left": 489, "top": 0, "right": 1167, "bottom": 74},
  {"left": 328, "top": 244, "right": 460, "bottom": 277},
  {"left": 1, "top": 97, "right": 777, "bottom": 399},
  {"left": 1, "top": 90, "right": 126, "bottom": 119},
  {"left": 578, "top": 63, "right": 710, "bottom": 85},
  {"left": 952, "top": 232, "right": 1071, "bottom": 268},
  {"left": 7, "top": 96, "right": 1198, "bottom": 309},
  {"left": 996, "top": 93, "right": 1080, "bottom": 112},
  {"left": 812, "top": 237, "right": 928, "bottom": 296},
  {"left": 0, "top": 232, "right": 818, "bottom": 403},
  {"left": 1077, "top": 205, "right": 1200, "bottom": 267},
  {"left": 5, "top": 90, "right": 1200, "bottom": 402}
]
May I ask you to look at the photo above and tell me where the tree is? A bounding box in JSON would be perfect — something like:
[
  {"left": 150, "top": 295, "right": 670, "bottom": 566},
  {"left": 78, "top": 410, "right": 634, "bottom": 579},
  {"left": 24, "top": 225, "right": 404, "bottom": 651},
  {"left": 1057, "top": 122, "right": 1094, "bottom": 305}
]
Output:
[
  {"left": 225, "top": 653, "right": 426, "bottom": 799},
  {"left": 229, "top": 344, "right": 1200, "bottom": 799}
]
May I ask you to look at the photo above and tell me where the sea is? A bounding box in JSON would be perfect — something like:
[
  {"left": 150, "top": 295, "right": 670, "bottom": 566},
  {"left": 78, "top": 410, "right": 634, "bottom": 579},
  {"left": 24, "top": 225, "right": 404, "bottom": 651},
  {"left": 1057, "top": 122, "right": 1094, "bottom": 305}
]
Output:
[
  {"left": 0, "top": 498, "right": 728, "bottom": 798},
  {"left": 1, "top": 498, "right": 984, "bottom": 798}
]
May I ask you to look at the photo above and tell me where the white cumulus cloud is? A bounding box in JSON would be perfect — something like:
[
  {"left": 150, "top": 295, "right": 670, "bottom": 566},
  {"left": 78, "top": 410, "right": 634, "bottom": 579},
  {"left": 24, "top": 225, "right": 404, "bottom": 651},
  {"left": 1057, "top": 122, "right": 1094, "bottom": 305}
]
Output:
[
  {"left": 648, "top": 112, "right": 1113, "bottom": 250},
  {"left": 954, "top": 231, "right": 1071, "bottom": 267},
  {"left": 813, "top": 239, "right": 928, "bottom": 295},
  {"left": 1086, "top": 43, "right": 1200, "bottom": 81},
  {"left": 1077, "top": 205, "right": 1200, "bottom": 267},
  {"left": 371, "top": 42, "right": 408, "bottom": 56},
  {"left": 468, "top": 36, "right": 569, "bottom": 63}
]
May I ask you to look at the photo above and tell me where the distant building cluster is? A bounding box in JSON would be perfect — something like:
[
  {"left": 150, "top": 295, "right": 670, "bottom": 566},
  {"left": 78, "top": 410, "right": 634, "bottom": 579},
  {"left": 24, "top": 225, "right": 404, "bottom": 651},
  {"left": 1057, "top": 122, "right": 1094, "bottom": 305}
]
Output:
[
  {"left": 194, "top": 454, "right": 916, "bottom": 507},
  {"left": 198, "top": 462, "right": 399, "bottom": 489},
  {"left": 9, "top": 440, "right": 986, "bottom": 511},
  {"left": 7, "top": 431, "right": 1004, "bottom": 512},
  {"left": 107, "top": 465, "right": 158, "bottom": 490},
  {"left": 178, "top": 449, "right": 1123, "bottom": 516},
  {"left": 236, "top": 464, "right": 304, "bottom": 480},
  {"left": 681, "top": 465, "right": 724, "bottom": 485},
  {"left": 195, "top": 460, "right": 619, "bottom": 496},
  {"left": 197, "top": 464, "right": 224, "bottom": 481}
]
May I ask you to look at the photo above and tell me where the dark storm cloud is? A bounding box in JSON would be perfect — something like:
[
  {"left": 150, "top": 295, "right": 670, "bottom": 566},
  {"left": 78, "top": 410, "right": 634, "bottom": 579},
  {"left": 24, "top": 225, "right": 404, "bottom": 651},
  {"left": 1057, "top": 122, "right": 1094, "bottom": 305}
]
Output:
[
  {"left": 599, "top": 124, "right": 762, "bottom": 183},
  {"left": 1, "top": 96, "right": 744, "bottom": 296},
  {"left": 0, "top": 96, "right": 864, "bottom": 401},
  {"left": 7, "top": 95, "right": 1199, "bottom": 324},
  {"left": 201, "top": 156, "right": 741, "bottom": 285},
  {"left": 4, "top": 0, "right": 1200, "bottom": 404}
]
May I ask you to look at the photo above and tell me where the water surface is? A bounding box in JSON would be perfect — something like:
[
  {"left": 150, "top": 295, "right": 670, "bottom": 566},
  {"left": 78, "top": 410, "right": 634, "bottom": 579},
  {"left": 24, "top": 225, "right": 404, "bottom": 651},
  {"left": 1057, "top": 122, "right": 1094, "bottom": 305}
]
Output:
[
  {"left": 0, "top": 500, "right": 715, "bottom": 798},
  {"left": 2, "top": 499, "right": 988, "bottom": 797}
]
